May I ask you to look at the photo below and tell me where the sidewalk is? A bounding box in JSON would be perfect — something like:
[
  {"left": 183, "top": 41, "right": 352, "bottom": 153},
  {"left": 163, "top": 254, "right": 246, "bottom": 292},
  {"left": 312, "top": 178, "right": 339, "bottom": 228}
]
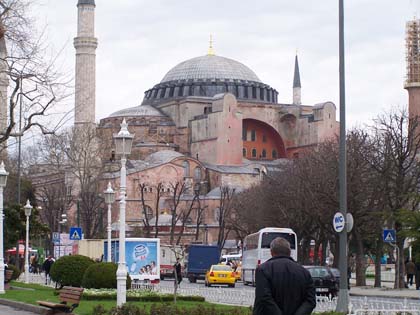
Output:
[{"left": 349, "top": 277, "right": 420, "bottom": 300}]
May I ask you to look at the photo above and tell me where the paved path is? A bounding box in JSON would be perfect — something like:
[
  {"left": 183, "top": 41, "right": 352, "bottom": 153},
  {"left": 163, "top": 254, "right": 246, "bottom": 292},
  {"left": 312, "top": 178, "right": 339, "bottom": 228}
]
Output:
[{"left": 0, "top": 303, "right": 38, "bottom": 315}]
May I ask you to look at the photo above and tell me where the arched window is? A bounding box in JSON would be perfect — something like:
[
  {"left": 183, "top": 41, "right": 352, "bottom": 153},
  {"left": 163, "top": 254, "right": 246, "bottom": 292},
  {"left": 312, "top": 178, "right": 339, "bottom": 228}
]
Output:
[
  {"left": 144, "top": 206, "right": 153, "bottom": 220},
  {"left": 242, "top": 148, "right": 247, "bottom": 157},
  {"left": 252, "top": 148, "right": 257, "bottom": 158},
  {"left": 214, "top": 207, "right": 221, "bottom": 222},
  {"left": 194, "top": 167, "right": 202, "bottom": 181},
  {"left": 183, "top": 161, "right": 190, "bottom": 177},
  {"left": 272, "top": 149, "right": 278, "bottom": 159},
  {"left": 262, "top": 149, "right": 267, "bottom": 158}
]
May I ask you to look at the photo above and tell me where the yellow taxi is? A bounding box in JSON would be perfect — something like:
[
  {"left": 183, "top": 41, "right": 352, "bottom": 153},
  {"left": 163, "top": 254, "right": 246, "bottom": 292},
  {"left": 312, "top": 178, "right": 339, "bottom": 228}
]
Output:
[{"left": 205, "top": 264, "right": 236, "bottom": 287}]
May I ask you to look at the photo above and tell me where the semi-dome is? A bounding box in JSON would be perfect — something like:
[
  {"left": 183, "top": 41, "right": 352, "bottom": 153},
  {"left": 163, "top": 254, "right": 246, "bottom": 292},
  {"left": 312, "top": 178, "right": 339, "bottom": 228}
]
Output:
[
  {"left": 109, "top": 105, "right": 166, "bottom": 118},
  {"left": 161, "top": 55, "right": 261, "bottom": 83}
]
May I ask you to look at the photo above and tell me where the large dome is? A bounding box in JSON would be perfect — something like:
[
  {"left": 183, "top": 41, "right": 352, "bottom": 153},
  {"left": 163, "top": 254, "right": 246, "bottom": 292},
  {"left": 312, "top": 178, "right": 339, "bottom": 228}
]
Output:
[{"left": 161, "top": 55, "right": 261, "bottom": 83}]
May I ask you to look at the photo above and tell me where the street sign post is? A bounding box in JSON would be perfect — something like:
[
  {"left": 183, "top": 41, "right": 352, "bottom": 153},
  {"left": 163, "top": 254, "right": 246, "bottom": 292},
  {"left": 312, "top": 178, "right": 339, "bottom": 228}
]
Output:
[{"left": 69, "top": 227, "right": 82, "bottom": 241}]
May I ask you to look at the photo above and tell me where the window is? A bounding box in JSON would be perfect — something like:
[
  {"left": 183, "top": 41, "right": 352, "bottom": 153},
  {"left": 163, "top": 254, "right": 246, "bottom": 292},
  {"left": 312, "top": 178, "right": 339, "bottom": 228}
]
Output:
[
  {"left": 262, "top": 149, "right": 267, "bottom": 158},
  {"left": 251, "top": 130, "right": 256, "bottom": 141},
  {"left": 169, "top": 86, "right": 174, "bottom": 97},
  {"left": 242, "top": 127, "right": 247, "bottom": 141},
  {"left": 272, "top": 149, "right": 278, "bottom": 159},
  {"left": 153, "top": 89, "right": 158, "bottom": 98},
  {"left": 243, "top": 148, "right": 247, "bottom": 157},
  {"left": 144, "top": 206, "right": 153, "bottom": 220},
  {"left": 244, "top": 86, "right": 249, "bottom": 98},
  {"left": 194, "top": 167, "right": 202, "bottom": 181},
  {"left": 262, "top": 134, "right": 267, "bottom": 143},
  {"left": 252, "top": 87, "right": 257, "bottom": 98},
  {"left": 178, "top": 86, "right": 184, "bottom": 96},
  {"left": 159, "top": 88, "right": 165, "bottom": 98},
  {"left": 183, "top": 161, "right": 190, "bottom": 177},
  {"left": 252, "top": 148, "right": 257, "bottom": 158},
  {"left": 214, "top": 207, "right": 221, "bottom": 222},
  {"left": 188, "top": 85, "right": 194, "bottom": 96}
]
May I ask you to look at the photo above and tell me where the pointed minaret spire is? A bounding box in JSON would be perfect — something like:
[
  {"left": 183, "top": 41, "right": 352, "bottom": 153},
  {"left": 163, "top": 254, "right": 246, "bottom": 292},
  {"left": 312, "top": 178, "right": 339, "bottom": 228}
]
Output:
[{"left": 293, "top": 53, "right": 302, "bottom": 105}]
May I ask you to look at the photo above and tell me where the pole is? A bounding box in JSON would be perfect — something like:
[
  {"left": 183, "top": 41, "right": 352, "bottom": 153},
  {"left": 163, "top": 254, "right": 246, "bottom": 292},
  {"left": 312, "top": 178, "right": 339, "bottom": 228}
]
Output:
[
  {"left": 77, "top": 199, "right": 80, "bottom": 227},
  {"left": 116, "top": 156, "right": 127, "bottom": 306},
  {"left": 336, "top": 0, "right": 349, "bottom": 312},
  {"left": 107, "top": 203, "right": 112, "bottom": 262},
  {"left": 0, "top": 186, "right": 5, "bottom": 293},
  {"left": 24, "top": 215, "right": 30, "bottom": 283}
]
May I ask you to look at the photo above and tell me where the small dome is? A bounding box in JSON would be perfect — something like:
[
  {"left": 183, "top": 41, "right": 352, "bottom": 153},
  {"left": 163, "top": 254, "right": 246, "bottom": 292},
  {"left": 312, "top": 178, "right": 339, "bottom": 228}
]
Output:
[
  {"left": 109, "top": 105, "right": 165, "bottom": 118},
  {"left": 144, "top": 150, "right": 184, "bottom": 165},
  {"left": 149, "top": 213, "right": 181, "bottom": 226},
  {"left": 161, "top": 55, "right": 261, "bottom": 83}
]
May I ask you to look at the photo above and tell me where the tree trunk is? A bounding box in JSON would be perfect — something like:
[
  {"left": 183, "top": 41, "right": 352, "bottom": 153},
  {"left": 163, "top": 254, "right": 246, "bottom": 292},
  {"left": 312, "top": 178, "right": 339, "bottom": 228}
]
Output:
[
  {"left": 374, "top": 238, "right": 382, "bottom": 287},
  {"left": 395, "top": 238, "right": 405, "bottom": 289},
  {"left": 355, "top": 231, "right": 367, "bottom": 286}
]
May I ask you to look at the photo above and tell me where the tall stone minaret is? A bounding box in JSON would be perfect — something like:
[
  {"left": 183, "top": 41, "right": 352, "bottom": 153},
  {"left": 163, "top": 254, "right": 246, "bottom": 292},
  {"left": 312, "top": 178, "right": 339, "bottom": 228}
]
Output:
[
  {"left": 405, "top": 18, "right": 420, "bottom": 128},
  {"left": 0, "top": 31, "right": 9, "bottom": 159},
  {"left": 74, "top": 0, "right": 97, "bottom": 126},
  {"left": 293, "top": 54, "right": 302, "bottom": 105}
]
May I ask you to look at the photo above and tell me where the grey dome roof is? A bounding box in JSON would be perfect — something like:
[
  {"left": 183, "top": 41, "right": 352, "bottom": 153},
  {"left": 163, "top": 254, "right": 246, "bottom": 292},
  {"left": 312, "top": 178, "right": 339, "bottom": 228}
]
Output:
[
  {"left": 109, "top": 105, "right": 165, "bottom": 118},
  {"left": 161, "top": 55, "right": 261, "bottom": 83},
  {"left": 77, "top": 0, "right": 95, "bottom": 6}
]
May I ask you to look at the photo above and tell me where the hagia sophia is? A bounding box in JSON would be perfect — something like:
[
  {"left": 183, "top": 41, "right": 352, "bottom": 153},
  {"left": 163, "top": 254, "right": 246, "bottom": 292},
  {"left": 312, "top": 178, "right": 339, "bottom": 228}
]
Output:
[{"left": 32, "top": 0, "right": 340, "bottom": 246}]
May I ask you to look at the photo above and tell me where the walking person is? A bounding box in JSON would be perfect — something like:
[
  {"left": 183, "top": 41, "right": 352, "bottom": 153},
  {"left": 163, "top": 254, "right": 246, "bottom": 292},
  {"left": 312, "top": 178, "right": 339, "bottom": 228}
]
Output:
[
  {"left": 173, "top": 258, "right": 182, "bottom": 286},
  {"left": 42, "top": 256, "right": 54, "bottom": 285},
  {"left": 253, "top": 237, "right": 316, "bottom": 315},
  {"left": 406, "top": 259, "right": 416, "bottom": 287}
]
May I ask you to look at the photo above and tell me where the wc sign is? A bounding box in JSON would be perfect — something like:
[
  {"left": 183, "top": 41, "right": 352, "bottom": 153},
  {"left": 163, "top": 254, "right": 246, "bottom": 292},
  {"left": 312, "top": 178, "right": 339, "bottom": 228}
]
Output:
[{"left": 333, "top": 212, "right": 345, "bottom": 233}]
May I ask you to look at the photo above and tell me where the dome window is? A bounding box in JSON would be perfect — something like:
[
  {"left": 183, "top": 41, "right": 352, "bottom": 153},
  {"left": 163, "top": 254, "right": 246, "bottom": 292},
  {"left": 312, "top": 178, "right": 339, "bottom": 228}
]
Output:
[
  {"left": 169, "top": 86, "right": 175, "bottom": 97},
  {"left": 252, "top": 87, "right": 257, "bottom": 99},
  {"left": 178, "top": 86, "right": 184, "bottom": 96},
  {"left": 244, "top": 86, "right": 249, "bottom": 98}
]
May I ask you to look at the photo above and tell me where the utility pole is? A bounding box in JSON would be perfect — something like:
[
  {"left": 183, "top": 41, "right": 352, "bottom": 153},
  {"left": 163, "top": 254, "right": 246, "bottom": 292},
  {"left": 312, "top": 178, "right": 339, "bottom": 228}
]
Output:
[{"left": 336, "top": 0, "right": 349, "bottom": 312}]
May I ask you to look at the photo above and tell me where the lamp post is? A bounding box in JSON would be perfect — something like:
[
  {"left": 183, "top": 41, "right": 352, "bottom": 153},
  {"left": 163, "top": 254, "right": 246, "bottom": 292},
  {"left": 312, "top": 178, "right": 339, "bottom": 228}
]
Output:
[
  {"left": 0, "top": 161, "right": 9, "bottom": 293},
  {"left": 24, "top": 199, "right": 32, "bottom": 284},
  {"left": 104, "top": 182, "right": 115, "bottom": 262},
  {"left": 113, "top": 119, "right": 134, "bottom": 306},
  {"left": 58, "top": 214, "right": 67, "bottom": 258}
]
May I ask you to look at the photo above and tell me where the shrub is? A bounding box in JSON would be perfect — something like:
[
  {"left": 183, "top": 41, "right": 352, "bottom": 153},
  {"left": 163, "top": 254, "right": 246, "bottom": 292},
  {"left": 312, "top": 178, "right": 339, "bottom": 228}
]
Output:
[
  {"left": 50, "top": 255, "right": 95, "bottom": 287},
  {"left": 82, "top": 262, "right": 131, "bottom": 290},
  {"left": 7, "top": 264, "right": 21, "bottom": 280},
  {"left": 83, "top": 289, "right": 204, "bottom": 302}
]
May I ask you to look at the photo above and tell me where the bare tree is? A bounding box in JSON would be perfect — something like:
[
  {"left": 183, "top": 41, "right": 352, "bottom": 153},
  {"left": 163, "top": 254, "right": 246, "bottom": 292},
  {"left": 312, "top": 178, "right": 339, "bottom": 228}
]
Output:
[
  {"left": 216, "top": 186, "right": 236, "bottom": 249},
  {"left": 0, "top": 0, "right": 70, "bottom": 149}
]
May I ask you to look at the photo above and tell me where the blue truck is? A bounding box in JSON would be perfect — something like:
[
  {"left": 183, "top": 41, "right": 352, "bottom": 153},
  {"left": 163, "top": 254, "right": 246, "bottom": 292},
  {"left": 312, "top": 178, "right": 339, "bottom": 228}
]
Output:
[{"left": 186, "top": 244, "right": 220, "bottom": 283}]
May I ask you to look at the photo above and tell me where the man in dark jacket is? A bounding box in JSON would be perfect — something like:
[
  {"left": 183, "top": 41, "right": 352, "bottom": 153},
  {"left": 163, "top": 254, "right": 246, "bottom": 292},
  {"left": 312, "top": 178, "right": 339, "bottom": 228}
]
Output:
[{"left": 253, "top": 237, "right": 316, "bottom": 315}]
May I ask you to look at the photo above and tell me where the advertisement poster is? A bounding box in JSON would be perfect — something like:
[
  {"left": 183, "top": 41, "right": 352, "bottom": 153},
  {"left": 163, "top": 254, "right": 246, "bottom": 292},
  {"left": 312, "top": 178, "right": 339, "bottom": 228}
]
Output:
[{"left": 104, "top": 238, "right": 160, "bottom": 281}]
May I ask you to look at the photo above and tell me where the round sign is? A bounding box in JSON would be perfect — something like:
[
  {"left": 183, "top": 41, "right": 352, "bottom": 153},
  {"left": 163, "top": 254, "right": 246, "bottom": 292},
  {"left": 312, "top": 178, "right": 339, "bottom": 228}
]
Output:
[
  {"left": 333, "top": 212, "right": 345, "bottom": 233},
  {"left": 346, "top": 213, "right": 354, "bottom": 233}
]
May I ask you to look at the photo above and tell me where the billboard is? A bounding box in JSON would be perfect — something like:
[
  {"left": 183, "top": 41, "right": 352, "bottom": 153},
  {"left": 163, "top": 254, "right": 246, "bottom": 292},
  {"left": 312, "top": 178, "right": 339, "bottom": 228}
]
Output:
[{"left": 104, "top": 238, "right": 160, "bottom": 281}]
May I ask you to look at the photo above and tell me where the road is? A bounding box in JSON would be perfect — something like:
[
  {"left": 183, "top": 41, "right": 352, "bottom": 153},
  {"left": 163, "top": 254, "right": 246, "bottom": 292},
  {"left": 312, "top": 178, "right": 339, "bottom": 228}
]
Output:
[{"left": 0, "top": 304, "right": 38, "bottom": 315}]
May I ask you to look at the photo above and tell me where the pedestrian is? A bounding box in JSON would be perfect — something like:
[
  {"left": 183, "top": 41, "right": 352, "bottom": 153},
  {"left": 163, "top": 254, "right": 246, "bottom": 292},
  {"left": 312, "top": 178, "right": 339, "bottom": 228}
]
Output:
[
  {"left": 173, "top": 258, "right": 182, "bottom": 286},
  {"left": 42, "top": 256, "right": 54, "bottom": 285},
  {"left": 406, "top": 259, "right": 416, "bottom": 287},
  {"left": 415, "top": 258, "right": 420, "bottom": 290},
  {"left": 253, "top": 237, "right": 316, "bottom": 315}
]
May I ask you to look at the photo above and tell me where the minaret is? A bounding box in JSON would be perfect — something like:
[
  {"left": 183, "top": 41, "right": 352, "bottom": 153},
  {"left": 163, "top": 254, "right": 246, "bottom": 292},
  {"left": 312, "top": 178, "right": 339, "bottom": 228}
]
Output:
[
  {"left": 0, "top": 30, "right": 8, "bottom": 159},
  {"left": 293, "top": 54, "right": 302, "bottom": 105},
  {"left": 405, "top": 18, "right": 420, "bottom": 128},
  {"left": 74, "top": 0, "right": 97, "bottom": 126}
]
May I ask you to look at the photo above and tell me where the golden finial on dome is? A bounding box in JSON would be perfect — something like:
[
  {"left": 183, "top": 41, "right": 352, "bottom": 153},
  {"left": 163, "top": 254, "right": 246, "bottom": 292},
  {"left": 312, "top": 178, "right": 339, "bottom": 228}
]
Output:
[{"left": 208, "top": 34, "right": 215, "bottom": 56}]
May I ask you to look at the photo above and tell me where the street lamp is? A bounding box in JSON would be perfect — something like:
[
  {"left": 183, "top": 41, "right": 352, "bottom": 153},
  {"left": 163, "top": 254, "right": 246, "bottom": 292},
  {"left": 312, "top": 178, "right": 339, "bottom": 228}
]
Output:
[
  {"left": 104, "top": 182, "right": 115, "bottom": 263},
  {"left": 113, "top": 119, "right": 134, "bottom": 306},
  {"left": 24, "top": 199, "right": 32, "bottom": 284},
  {"left": 0, "top": 161, "right": 9, "bottom": 293},
  {"left": 58, "top": 214, "right": 67, "bottom": 258}
]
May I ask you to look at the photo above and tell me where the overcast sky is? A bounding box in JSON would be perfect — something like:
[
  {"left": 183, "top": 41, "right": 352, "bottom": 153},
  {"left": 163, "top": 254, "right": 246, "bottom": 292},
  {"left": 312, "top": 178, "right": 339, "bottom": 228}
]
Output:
[{"left": 34, "top": 0, "right": 420, "bottom": 129}]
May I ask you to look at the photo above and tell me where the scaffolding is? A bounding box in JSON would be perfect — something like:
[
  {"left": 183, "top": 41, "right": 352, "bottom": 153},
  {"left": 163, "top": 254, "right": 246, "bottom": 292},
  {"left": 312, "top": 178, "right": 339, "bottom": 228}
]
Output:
[{"left": 406, "top": 19, "right": 420, "bottom": 85}]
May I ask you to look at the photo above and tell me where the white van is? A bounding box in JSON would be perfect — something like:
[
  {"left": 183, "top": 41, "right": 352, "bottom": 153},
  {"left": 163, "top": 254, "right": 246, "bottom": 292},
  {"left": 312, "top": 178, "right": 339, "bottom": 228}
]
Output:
[{"left": 220, "top": 253, "right": 242, "bottom": 265}]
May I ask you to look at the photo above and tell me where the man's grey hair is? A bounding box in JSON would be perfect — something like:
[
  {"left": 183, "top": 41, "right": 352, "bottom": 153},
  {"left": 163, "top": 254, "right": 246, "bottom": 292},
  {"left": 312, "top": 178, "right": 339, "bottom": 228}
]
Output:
[{"left": 270, "top": 237, "right": 291, "bottom": 256}]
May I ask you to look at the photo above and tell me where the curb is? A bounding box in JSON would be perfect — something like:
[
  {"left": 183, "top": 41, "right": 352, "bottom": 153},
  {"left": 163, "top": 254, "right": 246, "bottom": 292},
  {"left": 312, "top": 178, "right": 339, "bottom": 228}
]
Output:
[
  {"left": 349, "top": 292, "right": 420, "bottom": 300},
  {"left": 0, "top": 298, "right": 53, "bottom": 315}
]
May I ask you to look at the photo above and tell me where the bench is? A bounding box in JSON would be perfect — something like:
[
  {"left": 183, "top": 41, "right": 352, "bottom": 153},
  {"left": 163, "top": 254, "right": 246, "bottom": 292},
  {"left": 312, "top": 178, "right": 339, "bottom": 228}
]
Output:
[
  {"left": 37, "top": 286, "right": 84, "bottom": 314},
  {"left": 4, "top": 269, "right": 13, "bottom": 289}
]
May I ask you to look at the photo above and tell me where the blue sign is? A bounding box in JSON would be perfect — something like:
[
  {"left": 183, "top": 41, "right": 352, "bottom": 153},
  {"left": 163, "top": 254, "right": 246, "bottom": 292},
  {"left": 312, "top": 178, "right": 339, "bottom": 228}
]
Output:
[
  {"left": 69, "top": 227, "right": 82, "bottom": 240},
  {"left": 383, "top": 229, "right": 396, "bottom": 243},
  {"left": 52, "top": 232, "right": 60, "bottom": 244}
]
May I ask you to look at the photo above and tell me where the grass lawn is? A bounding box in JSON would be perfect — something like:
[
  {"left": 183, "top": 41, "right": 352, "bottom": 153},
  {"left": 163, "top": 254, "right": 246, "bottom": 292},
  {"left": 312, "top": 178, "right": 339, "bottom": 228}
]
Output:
[{"left": 3, "top": 282, "right": 252, "bottom": 315}]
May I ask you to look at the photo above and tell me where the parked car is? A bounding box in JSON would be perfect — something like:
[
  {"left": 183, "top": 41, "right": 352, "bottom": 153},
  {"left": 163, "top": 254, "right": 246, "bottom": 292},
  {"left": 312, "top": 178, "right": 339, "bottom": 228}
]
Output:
[
  {"left": 304, "top": 266, "right": 339, "bottom": 297},
  {"left": 205, "top": 264, "right": 236, "bottom": 287},
  {"left": 330, "top": 267, "right": 341, "bottom": 285}
]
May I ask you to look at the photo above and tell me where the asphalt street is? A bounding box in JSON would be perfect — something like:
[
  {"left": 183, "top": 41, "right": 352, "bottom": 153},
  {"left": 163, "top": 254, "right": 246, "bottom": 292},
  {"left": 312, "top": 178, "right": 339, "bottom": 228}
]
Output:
[{"left": 0, "top": 304, "right": 38, "bottom": 315}]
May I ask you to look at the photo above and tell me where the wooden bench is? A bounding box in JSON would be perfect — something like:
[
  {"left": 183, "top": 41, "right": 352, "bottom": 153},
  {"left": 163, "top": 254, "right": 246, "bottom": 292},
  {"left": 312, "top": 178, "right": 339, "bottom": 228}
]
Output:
[
  {"left": 4, "top": 269, "right": 13, "bottom": 289},
  {"left": 37, "top": 286, "right": 84, "bottom": 314}
]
